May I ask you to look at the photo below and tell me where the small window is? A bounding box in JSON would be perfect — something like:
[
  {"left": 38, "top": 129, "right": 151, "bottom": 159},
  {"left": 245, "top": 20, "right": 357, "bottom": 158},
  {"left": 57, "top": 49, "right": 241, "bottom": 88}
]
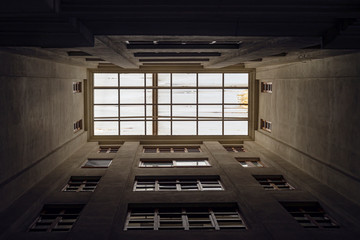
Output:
[
  {"left": 281, "top": 202, "right": 339, "bottom": 228},
  {"left": 143, "top": 146, "right": 201, "bottom": 153},
  {"left": 73, "top": 82, "right": 82, "bottom": 93},
  {"left": 134, "top": 177, "right": 224, "bottom": 191},
  {"left": 260, "top": 119, "right": 271, "bottom": 132},
  {"left": 124, "top": 204, "right": 246, "bottom": 230},
  {"left": 82, "top": 159, "right": 112, "bottom": 168},
  {"left": 223, "top": 145, "right": 245, "bottom": 152},
  {"left": 28, "top": 204, "right": 84, "bottom": 232},
  {"left": 139, "top": 159, "right": 210, "bottom": 168},
  {"left": 98, "top": 146, "right": 120, "bottom": 153},
  {"left": 253, "top": 175, "right": 294, "bottom": 190},
  {"left": 73, "top": 120, "right": 83, "bottom": 133},
  {"left": 261, "top": 82, "right": 272, "bottom": 93},
  {"left": 236, "top": 158, "right": 264, "bottom": 167},
  {"left": 62, "top": 176, "right": 101, "bottom": 192}
]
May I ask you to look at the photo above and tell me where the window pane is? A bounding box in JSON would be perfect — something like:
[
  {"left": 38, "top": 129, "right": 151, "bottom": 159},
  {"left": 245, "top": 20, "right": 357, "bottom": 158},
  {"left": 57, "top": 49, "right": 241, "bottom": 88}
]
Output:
[
  {"left": 94, "top": 89, "right": 118, "bottom": 104},
  {"left": 120, "top": 73, "right": 144, "bottom": 86},
  {"left": 158, "top": 89, "right": 170, "bottom": 103},
  {"left": 120, "top": 89, "right": 144, "bottom": 103},
  {"left": 224, "top": 105, "right": 248, "bottom": 118},
  {"left": 198, "top": 121, "right": 222, "bottom": 135},
  {"left": 224, "top": 121, "right": 248, "bottom": 135},
  {"left": 146, "top": 106, "right": 153, "bottom": 120},
  {"left": 94, "top": 73, "right": 118, "bottom": 86},
  {"left": 84, "top": 160, "right": 111, "bottom": 168},
  {"left": 173, "top": 105, "right": 196, "bottom": 120},
  {"left": 94, "top": 121, "right": 118, "bottom": 135},
  {"left": 120, "top": 105, "right": 144, "bottom": 120},
  {"left": 158, "top": 73, "right": 170, "bottom": 86},
  {"left": 94, "top": 105, "right": 118, "bottom": 118},
  {"left": 224, "top": 89, "right": 248, "bottom": 104},
  {"left": 198, "top": 89, "right": 222, "bottom": 103},
  {"left": 224, "top": 73, "right": 248, "bottom": 87},
  {"left": 158, "top": 105, "right": 170, "bottom": 119},
  {"left": 198, "top": 105, "right": 222, "bottom": 118},
  {"left": 198, "top": 73, "right": 222, "bottom": 87},
  {"left": 172, "top": 89, "right": 196, "bottom": 104},
  {"left": 172, "top": 121, "right": 196, "bottom": 135},
  {"left": 146, "top": 89, "right": 153, "bottom": 104},
  {"left": 146, "top": 73, "right": 153, "bottom": 86},
  {"left": 146, "top": 121, "right": 153, "bottom": 135},
  {"left": 158, "top": 121, "right": 171, "bottom": 135},
  {"left": 172, "top": 73, "right": 196, "bottom": 86},
  {"left": 120, "top": 121, "right": 145, "bottom": 135}
]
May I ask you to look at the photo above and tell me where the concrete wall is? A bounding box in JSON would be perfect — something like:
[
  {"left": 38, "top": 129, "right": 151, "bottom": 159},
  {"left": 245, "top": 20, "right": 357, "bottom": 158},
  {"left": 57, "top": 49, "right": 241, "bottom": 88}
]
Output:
[
  {"left": 255, "top": 52, "right": 360, "bottom": 204},
  {"left": 0, "top": 50, "right": 87, "bottom": 212}
]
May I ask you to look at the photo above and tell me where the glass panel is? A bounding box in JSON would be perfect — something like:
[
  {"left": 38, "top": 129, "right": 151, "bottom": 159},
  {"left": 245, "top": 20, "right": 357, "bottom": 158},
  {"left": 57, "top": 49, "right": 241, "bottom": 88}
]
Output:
[
  {"left": 120, "top": 121, "right": 145, "bottom": 135},
  {"left": 172, "top": 105, "right": 196, "bottom": 120},
  {"left": 198, "top": 121, "right": 222, "bottom": 135},
  {"left": 158, "top": 73, "right": 171, "bottom": 86},
  {"left": 198, "top": 73, "right": 222, "bottom": 86},
  {"left": 94, "top": 121, "right": 118, "bottom": 135},
  {"left": 120, "top": 105, "right": 144, "bottom": 120},
  {"left": 224, "top": 121, "right": 248, "bottom": 135},
  {"left": 158, "top": 121, "right": 171, "bottom": 135},
  {"left": 158, "top": 89, "right": 170, "bottom": 103},
  {"left": 146, "top": 73, "right": 153, "bottom": 87},
  {"left": 94, "top": 73, "right": 118, "bottom": 87},
  {"left": 142, "top": 161, "right": 173, "bottom": 167},
  {"left": 146, "top": 89, "right": 153, "bottom": 104},
  {"left": 198, "top": 105, "right": 222, "bottom": 118},
  {"left": 120, "top": 89, "right": 144, "bottom": 103},
  {"left": 146, "top": 121, "right": 153, "bottom": 135},
  {"left": 94, "top": 105, "right": 118, "bottom": 118},
  {"left": 94, "top": 89, "right": 118, "bottom": 104},
  {"left": 158, "top": 105, "right": 170, "bottom": 119},
  {"left": 224, "top": 105, "right": 248, "bottom": 118},
  {"left": 172, "top": 73, "right": 196, "bottom": 86},
  {"left": 84, "top": 160, "right": 111, "bottom": 167},
  {"left": 224, "top": 73, "right": 248, "bottom": 87},
  {"left": 172, "top": 121, "right": 196, "bottom": 135},
  {"left": 146, "top": 105, "right": 153, "bottom": 119},
  {"left": 224, "top": 89, "right": 248, "bottom": 104},
  {"left": 198, "top": 89, "right": 222, "bottom": 103},
  {"left": 120, "top": 73, "right": 144, "bottom": 86},
  {"left": 172, "top": 89, "right": 196, "bottom": 103}
]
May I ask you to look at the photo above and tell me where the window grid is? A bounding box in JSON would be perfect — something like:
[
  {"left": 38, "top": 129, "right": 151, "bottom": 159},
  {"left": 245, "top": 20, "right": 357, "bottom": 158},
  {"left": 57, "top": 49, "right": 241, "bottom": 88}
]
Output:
[
  {"left": 224, "top": 145, "right": 245, "bottom": 152},
  {"left": 237, "top": 158, "right": 264, "bottom": 168},
  {"left": 73, "top": 119, "right": 82, "bottom": 133},
  {"left": 261, "top": 82, "right": 272, "bottom": 93},
  {"left": 254, "top": 176, "right": 294, "bottom": 190},
  {"left": 134, "top": 179, "right": 224, "bottom": 191},
  {"left": 124, "top": 207, "right": 246, "bottom": 230},
  {"left": 98, "top": 146, "right": 120, "bottom": 153},
  {"left": 260, "top": 119, "right": 272, "bottom": 132},
  {"left": 73, "top": 82, "right": 82, "bottom": 93},
  {"left": 139, "top": 159, "right": 210, "bottom": 168},
  {"left": 93, "top": 73, "right": 249, "bottom": 136},
  {"left": 62, "top": 177, "right": 101, "bottom": 192},
  {"left": 143, "top": 146, "right": 201, "bottom": 153}
]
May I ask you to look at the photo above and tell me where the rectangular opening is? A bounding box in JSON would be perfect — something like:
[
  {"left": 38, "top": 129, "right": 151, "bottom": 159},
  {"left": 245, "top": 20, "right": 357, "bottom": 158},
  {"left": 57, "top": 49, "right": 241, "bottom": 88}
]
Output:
[
  {"left": 143, "top": 146, "right": 201, "bottom": 153},
  {"left": 82, "top": 159, "right": 112, "bottom": 168},
  {"left": 63, "top": 176, "right": 101, "bottom": 192},
  {"left": 236, "top": 157, "right": 264, "bottom": 167},
  {"left": 73, "top": 119, "right": 82, "bottom": 133},
  {"left": 98, "top": 146, "right": 121, "bottom": 153},
  {"left": 260, "top": 119, "right": 271, "bottom": 132},
  {"left": 253, "top": 175, "right": 294, "bottom": 190},
  {"left": 73, "top": 82, "right": 82, "bottom": 93},
  {"left": 139, "top": 158, "right": 210, "bottom": 168},
  {"left": 261, "top": 82, "right": 272, "bottom": 93}
]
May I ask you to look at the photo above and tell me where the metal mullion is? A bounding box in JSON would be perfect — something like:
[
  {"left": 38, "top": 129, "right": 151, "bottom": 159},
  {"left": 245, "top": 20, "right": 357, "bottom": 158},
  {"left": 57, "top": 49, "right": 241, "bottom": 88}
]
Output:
[
  {"left": 144, "top": 73, "right": 147, "bottom": 135},
  {"left": 182, "top": 209, "right": 189, "bottom": 230},
  {"left": 209, "top": 209, "right": 219, "bottom": 230},
  {"left": 197, "top": 180, "right": 203, "bottom": 191},
  {"left": 222, "top": 73, "right": 225, "bottom": 135},
  {"left": 153, "top": 73, "right": 157, "bottom": 135},
  {"left": 118, "top": 73, "right": 121, "bottom": 135},
  {"left": 176, "top": 180, "right": 181, "bottom": 191},
  {"left": 154, "top": 209, "right": 159, "bottom": 230},
  {"left": 196, "top": 73, "right": 199, "bottom": 135},
  {"left": 133, "top": 180, "right": 138, "bottom": 191}
]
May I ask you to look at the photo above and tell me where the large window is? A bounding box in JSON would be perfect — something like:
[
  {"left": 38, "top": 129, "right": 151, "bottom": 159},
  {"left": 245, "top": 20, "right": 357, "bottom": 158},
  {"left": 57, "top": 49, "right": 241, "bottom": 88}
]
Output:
[{"left": 92, "top": 72, "right": 249, "bottom": 136}]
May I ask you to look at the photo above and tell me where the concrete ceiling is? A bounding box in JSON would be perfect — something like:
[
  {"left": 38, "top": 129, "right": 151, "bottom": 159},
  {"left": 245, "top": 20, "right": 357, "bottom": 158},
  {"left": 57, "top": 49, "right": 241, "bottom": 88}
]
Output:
[{"left": 1, "top": 0, "right": 359, "bottom": 69}]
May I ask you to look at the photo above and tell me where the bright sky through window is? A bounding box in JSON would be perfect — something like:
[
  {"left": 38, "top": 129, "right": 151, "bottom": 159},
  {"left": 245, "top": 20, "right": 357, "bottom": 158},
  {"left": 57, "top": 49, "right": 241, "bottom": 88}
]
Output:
[{"left": 93, "top": 73, "right": 249, "bottom": 136}]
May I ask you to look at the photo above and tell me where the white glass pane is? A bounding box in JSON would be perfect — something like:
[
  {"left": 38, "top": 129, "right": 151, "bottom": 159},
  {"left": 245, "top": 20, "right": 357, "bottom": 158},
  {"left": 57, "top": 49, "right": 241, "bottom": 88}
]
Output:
[
  {"left": 146, "top": 121, "right": 153, "bottom": 135},
  {"left": 158, "top": 105, "right": 170, "bottom": 119},
  {"left": 224, "top": 73, "right": 248, "bottom": 87},
  {"left": 158, "top": 89, "right": 170, "bottom": 103},
  {"left": 172, "top": 89, "right": 196, "bottom": 103},
  {"left": 198, "top": 73, "right": 222, "bottom": 86},
  {"left": 146, "top": 106, "right": 153, "bottom": 120},
  {"left": 224, "top": 89, "right": 248, "bottom": 104},
  {"left": 198, "top": 89, "right": 222, "bottom": 103},
  {"left": 172, "top": 73, "right": 196, "bottom": 86},
  {"left": 94, "top": 105, "right": 118, "bottom": 119},
  {"left": 84, "top": 159, "right": 112, "bottom": 167},
  {"left": 120, "top": 89, "right": 144, "bottom": 103},
  {"left": 198, "top": 121, "right": 222, "bottom": 135},
  {"left": 158, "top": 121, "right": 170, "bottom": 135},
  {"left": 94, "top": 121, "right": 118, "bottom": 135},
  {"left": 146, "top": 73, "right": 153, "bottom": 86},
  {"left": 172, "top": 121, "right": 196, "bottom": 135},
  {"left": 120, "top": 73, "right": 144, "bottom": 86},
  {"left": 120, "top": 105, "right": 144, "bottom": 119},
  {"left": 146, "top": 89, "right": 153, "bottom": 104},
  {"left": 224, "top": 121, "right": 248, "bottom": 135},
  {"left": 94, "top": 89, "right": 118, "bottom": 104},
  {"left": 173, "top": 105, "right": 196, "bottom": 119},
  {"left": 94, "top": 73, "right": 118, "bottom": 87},
  {"left": 198, "top": 105, "right": 222, "bottom": 118},
  {"left": 158, "top": 73, "right": 171, "bottom": 86},
  {"left": 120, "top": 121, "right": 145, "bottom": 135},
  {"left": 224, "top": 105, "right": 248, "bottom": 118}
]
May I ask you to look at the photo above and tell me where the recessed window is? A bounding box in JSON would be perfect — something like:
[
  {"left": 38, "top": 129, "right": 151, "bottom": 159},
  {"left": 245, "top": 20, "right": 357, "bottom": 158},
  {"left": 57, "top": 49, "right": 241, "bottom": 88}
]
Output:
[
  {"left": 98, "top": 146, "right": 120, "bottom": 153},
  {"left": 143, "top": 146, "right": 201, "bottom": 153},
  {"left": 124, "top": 204, "right": 246, "bottom": 230},
  {"left": 260, "top": 119, "right": 271, "bottom": 132},
  {"left": 28, "top": 204, "right": 84, "bottom": 232},
  {"left": 62, "top": 176, "right": 101, "bottom": 192},
  {"left": 82, "top": 159, "right": 112, "bottom": 168},
  {"left": 73, "top": 82, "right": 82, "bottom": 93},
  {"left": 261, "top": 82, "right": 272, "bottom": 93},
  {"left": 92, "top": 72, "right": 249, "bottom": 136},
  {"left": 223, "top": 145, "right": 245, "bottom": 152},
  {"left": 139, "top": 159, "right": 210, "bottom": 168},
  {"left": 253, "top": 175, "right": 294, "bottom": 190},
  {"left": 134, "top": 177, "right": 223, "bottom": 191},
  {"left": 236, "top": 158, "right": 264, "bottom": 167},
  {"left": 73, "top": 119, "right": 82, "bottom": 133},
  {"left": 281, "top": 202, "right": 339, "bottom": 228}
]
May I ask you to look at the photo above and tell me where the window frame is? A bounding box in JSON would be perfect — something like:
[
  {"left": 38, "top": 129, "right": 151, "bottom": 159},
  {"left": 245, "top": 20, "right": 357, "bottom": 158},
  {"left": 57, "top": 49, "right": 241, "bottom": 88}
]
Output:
[
  {"left": 253, "top": 175, "right": 294, "bottom": 190},
  {"left": 236, "top": 157, "right": 264, "bottom": 167},
  {"left": 82, "top": 159, "right": 112, "bottom": 168},
  {"left": 139, "top": 158, "right": 211, "bottom": 168}
]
